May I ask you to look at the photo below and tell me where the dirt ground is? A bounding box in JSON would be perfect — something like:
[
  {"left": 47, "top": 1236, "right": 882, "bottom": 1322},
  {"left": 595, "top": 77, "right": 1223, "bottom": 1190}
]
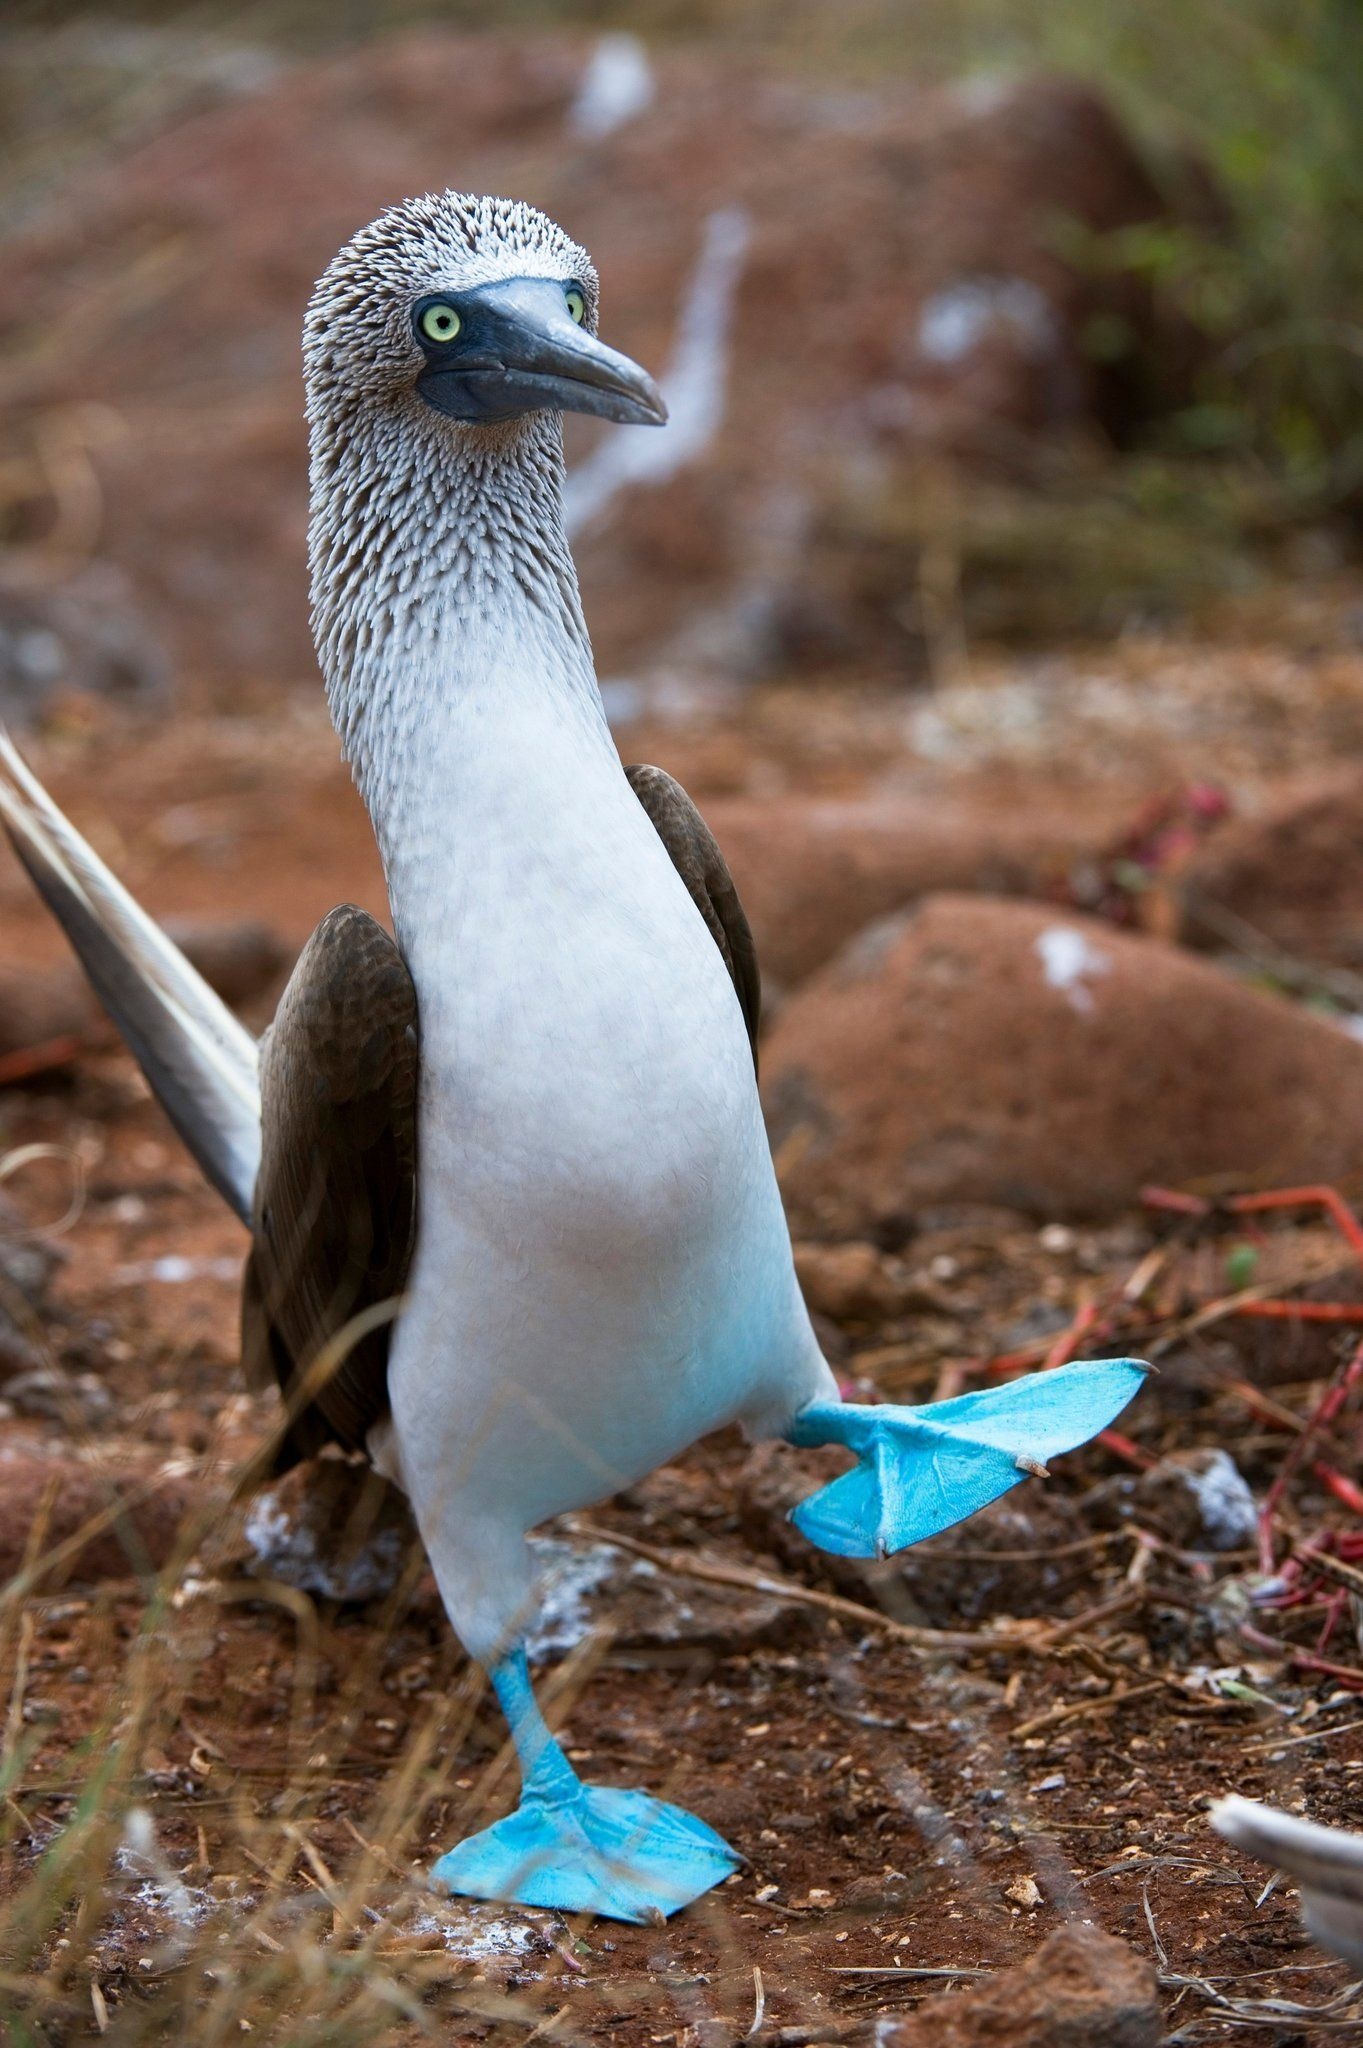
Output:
[
  {"left": 5, "top": 10, "right": 1363, "bottom": 2043},
  {"left": 1, "top": 673, "right": 1362, "bottom": 2046}
]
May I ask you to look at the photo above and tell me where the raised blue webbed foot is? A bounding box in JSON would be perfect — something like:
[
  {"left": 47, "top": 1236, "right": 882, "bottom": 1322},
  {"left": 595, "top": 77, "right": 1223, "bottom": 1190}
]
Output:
[
  {"left": 429, "top": 1648, "right": 740, "bottom": 1924},
  {"left": 788, "top": 1356, "right": 1148, "bottom": 1559}
]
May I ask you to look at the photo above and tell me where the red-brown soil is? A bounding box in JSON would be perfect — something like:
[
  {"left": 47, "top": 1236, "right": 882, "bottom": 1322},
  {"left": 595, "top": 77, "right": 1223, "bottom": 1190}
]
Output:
[
  {"left": 1, "top": 687, "right": 1362, "bottom": 2045},
  {"left": 2, "top": 23, "right": 1363, "bottom": 2044}
]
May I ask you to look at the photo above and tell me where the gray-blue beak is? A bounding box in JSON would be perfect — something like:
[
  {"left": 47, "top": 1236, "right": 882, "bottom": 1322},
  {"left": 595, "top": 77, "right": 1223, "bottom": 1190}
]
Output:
[{"left": 414, "top": 277, "right": 667, "bottom": 428}]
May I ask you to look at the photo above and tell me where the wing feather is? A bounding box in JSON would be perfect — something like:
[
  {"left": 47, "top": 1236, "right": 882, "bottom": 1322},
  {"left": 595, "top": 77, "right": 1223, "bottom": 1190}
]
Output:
[
  {"left": 243, "top": 775, "right": 755, "bottom": 1477},
  {"left": 241, "top": 905, "right": 418, "bottom": 1472},
  {"left": 625, "top": 763, "right": 760, "bottom": 1065}
]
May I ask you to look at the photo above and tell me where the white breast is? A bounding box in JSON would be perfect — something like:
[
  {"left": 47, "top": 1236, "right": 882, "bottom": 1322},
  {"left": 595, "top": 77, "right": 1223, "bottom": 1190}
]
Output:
[{"left": 354, "top": 606, "right": 834, "bottom": 1659}]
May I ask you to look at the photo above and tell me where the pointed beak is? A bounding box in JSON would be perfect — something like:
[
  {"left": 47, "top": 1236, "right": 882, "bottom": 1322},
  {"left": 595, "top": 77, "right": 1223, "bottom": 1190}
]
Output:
[{"left": 415, "top": 277, "right": 667, "bottom": 429}]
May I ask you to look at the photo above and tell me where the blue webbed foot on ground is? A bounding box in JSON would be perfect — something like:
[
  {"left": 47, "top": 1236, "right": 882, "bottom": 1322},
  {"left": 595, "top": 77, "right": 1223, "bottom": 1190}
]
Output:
[
  {"left": 789, "top": 1356, "right": 1148, "bottom": 1559},
  {"left": 431, "top": 1782, "right": 740, "bottom": 1923},
  {"left": 428, "top": 1646, "right": 739, "bottom": 1924}
]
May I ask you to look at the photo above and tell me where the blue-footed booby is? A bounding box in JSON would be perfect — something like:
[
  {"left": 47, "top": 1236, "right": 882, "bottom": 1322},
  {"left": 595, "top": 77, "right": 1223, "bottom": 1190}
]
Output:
[{"left": 0, "top": 192, "right": 1146, "bottom": 1925}]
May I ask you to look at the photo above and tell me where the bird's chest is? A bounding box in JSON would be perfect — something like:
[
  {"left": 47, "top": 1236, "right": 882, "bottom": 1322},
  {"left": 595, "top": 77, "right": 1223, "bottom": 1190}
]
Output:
[{"left": 387, "top": 732, "right": 759, "bottom": 1256}]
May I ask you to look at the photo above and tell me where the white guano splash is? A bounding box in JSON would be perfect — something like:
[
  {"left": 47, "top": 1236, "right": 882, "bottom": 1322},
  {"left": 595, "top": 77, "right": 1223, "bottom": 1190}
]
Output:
[
  {"left": 564, "top": 206, "right": 751, "bottom": 537},
  {"left": 917, "top": 275, "right": 1059, "bottom": 366},
  {"left": 569, "top": 33, "right": 655, "bottom": 141},
  {"left": 1034, "top": 924, "right": 1112, "bottom": 1016},
  {"left": 522, "top": 1536, "right": 622, "bottom": 1662}
]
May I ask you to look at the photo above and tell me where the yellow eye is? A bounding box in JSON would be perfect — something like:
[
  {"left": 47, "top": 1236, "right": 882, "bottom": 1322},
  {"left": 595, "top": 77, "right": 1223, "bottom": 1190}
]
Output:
[
  {"left": 564, "top": 287, "right": 586, "bottom": 326},
  {"left": 419, "top": 302, "right": 461, "bottom": 344}
]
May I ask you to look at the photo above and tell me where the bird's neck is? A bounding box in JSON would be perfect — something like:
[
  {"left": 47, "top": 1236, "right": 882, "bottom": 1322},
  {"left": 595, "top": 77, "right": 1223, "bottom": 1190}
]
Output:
[{"left": 309, "top": 404, "right": 614, "bottom": 911}]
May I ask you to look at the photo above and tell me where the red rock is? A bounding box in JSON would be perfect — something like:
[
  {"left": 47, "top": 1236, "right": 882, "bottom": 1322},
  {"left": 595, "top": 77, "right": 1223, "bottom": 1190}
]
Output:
[
  {"left": 0, "top": 916, "right": 289, "bottom": 1059},
  {"left": 708, "top": 793, "right": 1111, "bottom": 989},
  {"left": 792, "top": 1240, "right": 902, "bottom": 1322},
  {"left": 763, "top": 894, "right": 1363, "bottom": 1226},
  {"left": 864, "top": 1922, "right": 1159, "bottom": 2048},
  {"left": 1089, "top": 1447, "right": 1258, "bottom": 1551},
  {"left": 0, "top": 1447, "right": 201, "bottom": 1585},
  {"left": 1178, "top": 767, "right": 1363, "bottom": 977},
  {"left": 240, "top": 1457, "right": 416, "bottom": 1602},
  {"left": 0, "top": 40, "right": 1206, "bottom": 688},
  {"left": 164, "top": 916, "right": 293, "bottom": 1010},
  {"left": 0, "top": 961, "right": 91, "bottom": 1058}
]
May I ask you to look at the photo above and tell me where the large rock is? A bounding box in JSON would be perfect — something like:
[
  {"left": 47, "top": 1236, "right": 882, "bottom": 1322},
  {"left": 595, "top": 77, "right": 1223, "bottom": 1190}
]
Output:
[
  {"left": 707, "top": 793, "right": 1112, "bottom": 989},
  {"left": 865, "top": 1923, "right": 1160, "bottom": 2048},
  {"left": 0, "top": 916, "right": 289, "bottom": 1060},
  {"left": 1178, "top": 768, "right": 1363, "bottom": 976},
  {"left": 241, "top": 1458, "right": 417, "bottom": 1602},
  {"left": 0, "top": 1448, "right": 201, "bottom": 1585},
  {"left": 0, "top": 37, "right": 1205, "bottom": 688},
  {"left": 763, "top": 894, "right": 1363, "bottom": 1226}
]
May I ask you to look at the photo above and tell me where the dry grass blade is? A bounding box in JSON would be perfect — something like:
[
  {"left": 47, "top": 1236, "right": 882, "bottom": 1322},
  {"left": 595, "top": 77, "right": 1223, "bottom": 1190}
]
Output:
[{"left": 1159, "top": 1968, "right": 1363, "bottom": 2032}]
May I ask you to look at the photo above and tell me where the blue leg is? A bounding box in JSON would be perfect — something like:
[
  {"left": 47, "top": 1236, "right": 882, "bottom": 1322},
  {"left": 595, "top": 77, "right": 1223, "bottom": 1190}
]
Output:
[
  {"left": 789, "top": 1356, "right": 1149, "bottom": 1559},
  {"left": 430, "top": 1649, "right": 740, "bottom": 1923}
]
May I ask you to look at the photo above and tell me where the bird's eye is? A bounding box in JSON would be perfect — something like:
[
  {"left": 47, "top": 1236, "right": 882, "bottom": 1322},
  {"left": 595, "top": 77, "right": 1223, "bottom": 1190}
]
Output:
[
  {"left": 564, "top": 286, "right": 586, "bottom": 326},
  {"left": 418, "top": 302, "right": 461, "bottom": 345}
]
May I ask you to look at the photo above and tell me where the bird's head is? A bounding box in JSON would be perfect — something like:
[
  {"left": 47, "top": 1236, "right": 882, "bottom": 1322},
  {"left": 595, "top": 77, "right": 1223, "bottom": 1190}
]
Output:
[{"left": 304, "top": 192, "right": 666, "bottom": 437}]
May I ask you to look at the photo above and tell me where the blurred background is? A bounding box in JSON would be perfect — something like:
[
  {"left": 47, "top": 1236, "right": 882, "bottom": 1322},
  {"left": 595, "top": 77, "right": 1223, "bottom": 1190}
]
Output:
[
  {"left": 3, "top": 0, "right": 1363, "bottom": 1217},
  {"left": 5, "top": 7, "right": 1363, "bottom": 2040}
]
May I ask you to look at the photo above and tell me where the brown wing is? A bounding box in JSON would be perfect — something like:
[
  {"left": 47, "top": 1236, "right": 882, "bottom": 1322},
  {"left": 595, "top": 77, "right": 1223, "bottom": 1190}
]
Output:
[
  {"left": 240, "top": 904, "right": 418, "bottom": 1474},
  {"left": 626, "top": 763, "right": 760, "bottom": 1067}
]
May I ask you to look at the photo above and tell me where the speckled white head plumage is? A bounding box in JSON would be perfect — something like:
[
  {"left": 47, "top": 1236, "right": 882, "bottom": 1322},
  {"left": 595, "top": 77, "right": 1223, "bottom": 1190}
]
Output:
[
  {"left": 303, "top": 193, "right": 637, "bottom": 775},
  {"left": 304, "top": 192, "right": 599, "bottom": 415}
]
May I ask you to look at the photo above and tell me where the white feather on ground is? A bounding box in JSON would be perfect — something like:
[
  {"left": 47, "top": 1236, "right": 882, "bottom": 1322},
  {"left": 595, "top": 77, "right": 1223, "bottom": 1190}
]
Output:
[{"left": 563, "top": 206, "right": 751, "bottom": 538}]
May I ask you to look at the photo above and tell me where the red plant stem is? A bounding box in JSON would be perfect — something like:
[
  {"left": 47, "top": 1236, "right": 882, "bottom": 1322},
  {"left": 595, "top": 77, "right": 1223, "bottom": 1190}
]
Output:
[
  {"left": 1142, "top": 1180, "right": 1363, "bottom": 1279},
  {"left": 1290, "top": 1651, "right": 1363, "bottom": 1689},
  {"left": 0, "top": 1033, "right": 86, "bottom": 1087},
  {"left": 1137, "top": 1187, "right": 1211, "bottom": 1212},
  {"left": 1222, "top": 1380, "right": 1302, "bottom": 1433},
  {"left": 972, "top": 1342, "right": 1051, "bottom": 1382},
  {"left": 979, "top": 1288, "right": 1129, "bottom": 1386},
  {"left": 1098, "top": 1427, "right": 1155, "bottom": 1470},
  {"left": 1314, "top": 1461, "right": 1363, "bottom": 1519},
  {"left": 1259, "top": 1339, "right": 1363, "bottom": 1571},
  {"left": 1317, "top": 1588, "right": 1349, "bottom": 1654},
  {"left": 1043, "top": 1300, "right": 1102, "bottom": 1372},
  {"left": 1227, "top": 1186, "right": 1363, "bottom": 1261},
  {"left": 1141, "top": 1186, "right": 1210, "bottom": 1218},
  {"left": 1234, "top": 1300, "right": 1363, "bottom": 1323},
  {"left": 1239, "top": 1619, "right": 1363, "bottom": 1689}
]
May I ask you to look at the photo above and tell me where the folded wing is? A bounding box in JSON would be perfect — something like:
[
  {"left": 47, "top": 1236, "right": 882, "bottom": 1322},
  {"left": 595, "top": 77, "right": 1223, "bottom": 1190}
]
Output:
[
  {"left": 626, "top": 763, "right": 760, "bottom": 1065},
  {"left": 241, "top": 905, "right": 418, "bottom": 1471}
]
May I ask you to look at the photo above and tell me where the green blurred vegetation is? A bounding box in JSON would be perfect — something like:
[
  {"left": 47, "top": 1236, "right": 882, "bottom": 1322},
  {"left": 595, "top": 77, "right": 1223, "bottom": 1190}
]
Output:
[
  {"left": 1019, "top": 0, "right": 1363, "bottom": 518},
  {"left": 582, "top": 0, "right": 1363, "bottom": 518}
]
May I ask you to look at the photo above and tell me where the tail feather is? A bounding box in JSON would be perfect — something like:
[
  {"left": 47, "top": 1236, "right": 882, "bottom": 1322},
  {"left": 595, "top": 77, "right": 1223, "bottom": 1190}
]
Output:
[
  {"left": 1213, "top": 1795, "right": 1363, "bottom": 1969},
  {"left": 0, "top": 729, "right": 261, "bottom": 1222}
]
